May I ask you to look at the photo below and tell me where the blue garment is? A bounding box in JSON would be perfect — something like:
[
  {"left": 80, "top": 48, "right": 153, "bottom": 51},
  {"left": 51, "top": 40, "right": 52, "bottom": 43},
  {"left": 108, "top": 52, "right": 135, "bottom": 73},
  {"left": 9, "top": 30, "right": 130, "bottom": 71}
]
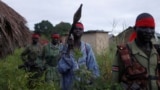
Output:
[{"left": 58, "top": 41, "right": 100, "bottom": 90}]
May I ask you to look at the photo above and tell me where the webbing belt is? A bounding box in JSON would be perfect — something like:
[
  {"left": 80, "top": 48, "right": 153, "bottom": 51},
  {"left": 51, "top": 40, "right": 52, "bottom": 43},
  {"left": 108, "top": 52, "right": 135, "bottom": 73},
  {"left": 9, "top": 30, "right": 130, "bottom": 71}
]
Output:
[{"left": 148, "top": 75, "right": 160, "bottom": 80}]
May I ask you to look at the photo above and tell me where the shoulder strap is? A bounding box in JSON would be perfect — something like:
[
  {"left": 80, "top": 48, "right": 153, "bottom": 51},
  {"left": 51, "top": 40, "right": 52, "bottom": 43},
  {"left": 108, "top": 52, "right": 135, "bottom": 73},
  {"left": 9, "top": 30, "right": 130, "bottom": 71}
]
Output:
[
  {"left": 117, "top": 44, "right": 132, "bottom": 67},
  {"left": 85, "top": 43, "right": 90, "bottom": 64},
  {"left": 85, "top": 43, "right": 89, "bottom": 55}
]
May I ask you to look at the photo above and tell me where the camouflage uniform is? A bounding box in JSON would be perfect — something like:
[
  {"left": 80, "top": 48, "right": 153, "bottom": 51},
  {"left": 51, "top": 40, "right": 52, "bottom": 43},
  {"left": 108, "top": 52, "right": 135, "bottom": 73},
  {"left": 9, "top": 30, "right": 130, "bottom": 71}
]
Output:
[
  {"left": 112, "top": 41, "right": 159, "bottom": 90},
  {"left": 21, "top": 43, "right": 43, "bottom": 72},
  {"left": 21, "top": 43, "right": 43, "bottom": 88},
  {"left": 42, "top": 43, "right": 62, "bottom": 83}
]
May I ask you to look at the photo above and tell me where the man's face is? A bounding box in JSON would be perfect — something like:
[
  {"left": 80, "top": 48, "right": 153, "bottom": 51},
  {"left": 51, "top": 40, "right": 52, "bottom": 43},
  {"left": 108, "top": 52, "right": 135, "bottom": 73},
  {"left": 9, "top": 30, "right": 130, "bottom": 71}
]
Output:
[
  {"left": 32, "top": 38, "right": 39, "bottom": 44},
  {"left": 73, "top": 26, "right": 83, "bottom": 38},
  {"left": 136, "top": 26, "right": 155, "bottom": 43},
  {"left": 52, "top": 38, "right": 59, "bottom": 45}
]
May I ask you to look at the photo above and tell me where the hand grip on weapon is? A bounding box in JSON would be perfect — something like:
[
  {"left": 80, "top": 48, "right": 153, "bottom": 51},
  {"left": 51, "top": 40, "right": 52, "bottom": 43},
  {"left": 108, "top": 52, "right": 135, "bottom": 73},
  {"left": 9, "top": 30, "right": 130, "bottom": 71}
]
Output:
[{"left": 67, "top": 34, "right": 74, "bottom": 50}]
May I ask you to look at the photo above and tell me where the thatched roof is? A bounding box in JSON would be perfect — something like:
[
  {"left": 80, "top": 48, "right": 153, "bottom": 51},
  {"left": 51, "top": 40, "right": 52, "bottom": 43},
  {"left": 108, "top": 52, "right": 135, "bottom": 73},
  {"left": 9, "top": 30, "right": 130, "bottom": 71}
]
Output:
[
  {"left": 114, "top": 26, "right": 134, "bottom": 44},
  {"left": 0, "top": 1, "right": 31, "bottom": 58},
  {"left": 114, "top": 27, "right": 160, "bottom": 45}
]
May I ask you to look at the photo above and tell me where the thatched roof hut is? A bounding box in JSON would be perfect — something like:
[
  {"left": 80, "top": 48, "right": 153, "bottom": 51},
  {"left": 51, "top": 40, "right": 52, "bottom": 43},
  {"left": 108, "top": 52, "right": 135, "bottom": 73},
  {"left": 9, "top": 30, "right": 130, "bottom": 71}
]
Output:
[
  {"left": 114, "top": 26, "right": 160, "bottom": 45},
  {"left": 114, "top": 26, "right": 134, "bottom": 44},
  {"left": 0, "top": 1, "right": 31, "bottom": 58}
]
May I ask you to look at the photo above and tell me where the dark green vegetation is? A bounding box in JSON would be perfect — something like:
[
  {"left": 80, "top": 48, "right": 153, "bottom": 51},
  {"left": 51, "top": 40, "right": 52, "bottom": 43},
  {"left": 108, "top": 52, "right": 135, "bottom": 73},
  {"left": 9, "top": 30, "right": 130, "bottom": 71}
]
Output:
[
  {"left": 34, "top": 20, "right": 71, "bottom": 39},
  {"left": 0, "top": 49, "right": 59, "bottom": 90},
  {"left": 0, "top": 42, "right": 123, "bottom": 90}
]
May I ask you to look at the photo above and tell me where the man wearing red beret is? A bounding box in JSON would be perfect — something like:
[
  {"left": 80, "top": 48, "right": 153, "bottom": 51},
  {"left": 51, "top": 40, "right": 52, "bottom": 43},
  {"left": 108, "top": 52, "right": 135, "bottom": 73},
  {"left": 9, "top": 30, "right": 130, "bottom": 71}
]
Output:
[
  {"left": 20, "top": 33, "right": 43, "bottom": 88},
  {"left": 42, "top": 33, "right": 62, "bottom": 84},
  {"left": 112, "top": 13, "right": 160, "bottom": 90},
  {"left": 58, "top": 22, "right": 100, "bottom": 90},
  {"left": 21, "top": 33, "right": 43, "bottom": 70}
]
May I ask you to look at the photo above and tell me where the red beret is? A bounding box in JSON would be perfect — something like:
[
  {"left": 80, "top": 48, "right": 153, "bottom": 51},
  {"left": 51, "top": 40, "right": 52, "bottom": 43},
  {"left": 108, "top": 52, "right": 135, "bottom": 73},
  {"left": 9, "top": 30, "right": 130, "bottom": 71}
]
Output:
[
  {"left": 75, "top": 22, "right": 84, "bottom": 30},
  {"left": 32, "top": 33, "right": 40, "bottom": 39},
  {"left": 135, "top": 13, "right": 155, "bottom": 28},
  {"left": 51, "top": 34, "right": 60, "bottom": 39}
]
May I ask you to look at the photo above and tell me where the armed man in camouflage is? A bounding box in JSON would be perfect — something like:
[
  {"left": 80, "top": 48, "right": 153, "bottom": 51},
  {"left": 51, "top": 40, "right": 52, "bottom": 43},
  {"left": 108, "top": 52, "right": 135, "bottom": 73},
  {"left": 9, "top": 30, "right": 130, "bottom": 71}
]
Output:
[
  {"left": 20, "top": 33, "right": 44, "bottom": 88},
  {"left": 20, "top": 33, "right": 43, "bottom": 71},
  {"left": 42, "top": 33, "right": 62, "bottom": 83},
  {"left": 112, "top": 13, "right": 160, "bottom": 90}
]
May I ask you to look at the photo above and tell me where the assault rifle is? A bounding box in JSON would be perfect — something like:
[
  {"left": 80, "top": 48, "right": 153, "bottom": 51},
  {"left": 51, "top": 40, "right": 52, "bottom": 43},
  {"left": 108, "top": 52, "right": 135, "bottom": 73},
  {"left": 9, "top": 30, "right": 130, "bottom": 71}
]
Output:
[{"left": 18, "top": 61, "right": 44, "bottom": 72}]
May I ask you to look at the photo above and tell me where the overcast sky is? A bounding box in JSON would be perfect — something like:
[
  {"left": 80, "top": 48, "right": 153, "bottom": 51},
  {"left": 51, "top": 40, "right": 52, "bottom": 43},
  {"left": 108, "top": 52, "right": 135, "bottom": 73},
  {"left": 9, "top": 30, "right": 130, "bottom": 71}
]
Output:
[{"left": 2, "top": 0, "right": 160, "bottom": 35}]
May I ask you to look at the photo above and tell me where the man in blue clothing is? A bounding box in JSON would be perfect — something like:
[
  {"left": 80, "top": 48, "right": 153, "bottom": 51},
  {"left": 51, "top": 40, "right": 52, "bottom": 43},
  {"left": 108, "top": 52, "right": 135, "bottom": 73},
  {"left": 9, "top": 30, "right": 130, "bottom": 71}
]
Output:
[{"left": 58, "top": 22, "right": 100, "bottom": 90}]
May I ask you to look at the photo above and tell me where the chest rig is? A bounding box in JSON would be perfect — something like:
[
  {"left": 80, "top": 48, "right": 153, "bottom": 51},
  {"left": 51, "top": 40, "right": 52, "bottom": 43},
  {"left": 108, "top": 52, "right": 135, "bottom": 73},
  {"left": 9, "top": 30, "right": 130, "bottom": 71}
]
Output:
[{"left": 117, "top": 44, "right": 160, "bottom": 89}]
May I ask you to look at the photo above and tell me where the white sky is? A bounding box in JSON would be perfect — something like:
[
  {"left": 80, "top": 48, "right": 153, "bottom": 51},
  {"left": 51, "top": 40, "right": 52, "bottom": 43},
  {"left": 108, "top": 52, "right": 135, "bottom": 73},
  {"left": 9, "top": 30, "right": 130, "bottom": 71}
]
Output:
[{"left": 2, "top": 0, "right": 160, "bottom": 35}]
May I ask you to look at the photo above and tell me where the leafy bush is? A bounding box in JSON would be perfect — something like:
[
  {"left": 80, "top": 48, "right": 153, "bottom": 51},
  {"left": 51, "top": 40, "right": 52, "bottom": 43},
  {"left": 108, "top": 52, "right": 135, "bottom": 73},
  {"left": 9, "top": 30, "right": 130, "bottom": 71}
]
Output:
[
  {"left": 0, "top": 42, "right": 123, "bottom": 90},
  {"left": 0, "top": 48, "right": 60, "bottom": 90}
]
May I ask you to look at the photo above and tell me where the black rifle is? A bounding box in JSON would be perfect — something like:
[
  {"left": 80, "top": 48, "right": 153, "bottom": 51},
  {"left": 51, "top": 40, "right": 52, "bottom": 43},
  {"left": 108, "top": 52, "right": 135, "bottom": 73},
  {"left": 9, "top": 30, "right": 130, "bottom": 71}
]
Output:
[{"left": 18, "top": 61, "right": 42, "bottom": 72}]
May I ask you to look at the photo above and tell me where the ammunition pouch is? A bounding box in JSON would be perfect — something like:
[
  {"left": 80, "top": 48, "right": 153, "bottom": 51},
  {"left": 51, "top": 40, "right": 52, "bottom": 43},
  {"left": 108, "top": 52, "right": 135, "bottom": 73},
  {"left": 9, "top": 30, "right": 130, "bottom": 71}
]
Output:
[
  {"left": 117, "top": 44, "right": 148, "bottom": 89},
  {"left": 122, "top": 63, "right": 148, "bottom": 89},
  {"left": 125, "top": 62, "right": 148, "bottom": 80}
]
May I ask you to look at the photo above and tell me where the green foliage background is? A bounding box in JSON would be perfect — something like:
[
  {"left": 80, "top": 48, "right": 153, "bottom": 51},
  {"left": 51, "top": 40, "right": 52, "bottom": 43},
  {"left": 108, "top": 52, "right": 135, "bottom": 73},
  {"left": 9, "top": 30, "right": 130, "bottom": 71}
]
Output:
[
  {"left": 0, "top": 42, "right": 123, "bottom": 90},
  {"left": 0, "top": 49, "right": 60, "bottom": 90},
  {"left": 34, "top": 20, "right": 54, "bottom": 38},
  {"left": 34, "top": 20, "right": 71, "bottom": 40}
]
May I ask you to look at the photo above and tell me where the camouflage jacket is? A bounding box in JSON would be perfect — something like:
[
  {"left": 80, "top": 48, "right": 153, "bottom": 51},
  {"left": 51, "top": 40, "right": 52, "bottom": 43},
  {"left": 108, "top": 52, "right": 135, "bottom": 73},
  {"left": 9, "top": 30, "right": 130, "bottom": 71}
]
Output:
[
  {"left": 21, "top": 43, "right": 43, "bottom": 63},
  {"left": 112, "top": 41, "right": 159, "bottom": 90},
  {"left": 42, "top": 43, "right": 62, "bottom": 67}
]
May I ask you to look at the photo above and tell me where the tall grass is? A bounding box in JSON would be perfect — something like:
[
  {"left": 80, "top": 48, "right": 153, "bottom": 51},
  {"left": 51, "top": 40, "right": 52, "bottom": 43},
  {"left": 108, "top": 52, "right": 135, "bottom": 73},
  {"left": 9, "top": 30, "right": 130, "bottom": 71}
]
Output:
[
  {"left": 93, "top": 42, "right": 117, "bottom": 90},
  {"left": 0, "top": 42, "right": 120, "bottom": 90},
  {"left": 0, "top": 48, "right": 28, "bottom": 90},
  {"left": 0, "top": 48, "right": 60, "bottom": 90}
]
